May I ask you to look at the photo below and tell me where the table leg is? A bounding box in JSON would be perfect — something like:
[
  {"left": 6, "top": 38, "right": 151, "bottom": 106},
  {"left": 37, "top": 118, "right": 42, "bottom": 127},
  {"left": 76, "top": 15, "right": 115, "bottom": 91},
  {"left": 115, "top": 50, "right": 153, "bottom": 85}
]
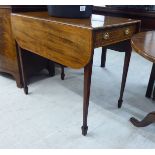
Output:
[
  {"left": 16, "top": 42, "right": 28, "bottom": 95},
  {"left": 146, "top": 63, "right": 155, "bottom": 98},
  {"left": 130, "top": 112, "right": 155, "bottom": 127},
  {"left": 81, "top": 58, "right": 93, "bottom": 136},
  {"left": 153, "top": 86, "right": 155, "bottom": 100},
  {"left": 101, "top": 47, "right": 107, "bottom": 67},
  {"left": 60, "top": 65, "right": 65, "bottom": 80},
  {"left": 46, "top": 60, "right": 55, "bottom": 77},
  {"left": 118, "top": 46, "right": 132, "bottom": 108}
]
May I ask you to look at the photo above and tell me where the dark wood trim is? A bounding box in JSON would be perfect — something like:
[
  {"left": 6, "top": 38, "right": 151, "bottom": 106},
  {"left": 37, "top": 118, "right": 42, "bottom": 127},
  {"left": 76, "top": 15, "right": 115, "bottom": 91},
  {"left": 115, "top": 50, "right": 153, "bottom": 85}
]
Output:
[
  {"left": 146, "top": 63, "right": 155, "bottom": 98},
  {"left": 130, "top": 112, "right": 155, "bottom": 127},
  {"left": 118, "top": 41, "right": 132, "bottom": 108},
  {"left": 101, "top": 47, "right": 107, "bottom": 67},
  {"left": 82, "top": 56, "right": 94, "bottom": 136},
  {"left": 16, "top": 42, "right": 28, "bottom": 95}
]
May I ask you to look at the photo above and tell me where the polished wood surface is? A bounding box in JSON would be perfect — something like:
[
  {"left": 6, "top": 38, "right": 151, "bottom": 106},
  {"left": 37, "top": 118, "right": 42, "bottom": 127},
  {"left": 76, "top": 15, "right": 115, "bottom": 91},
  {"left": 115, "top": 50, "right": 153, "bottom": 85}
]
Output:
[
  {"left": 0, "top": 6, "right": 55, "bottom": 88},
  {"left": 12, "top": 12, "right": 140, "bottom": 29},
  {"left": 11, "top": 12, "right": 140, "bottom": 69},
  {"left": 130, "top": 31, "right": 155, "bottom": 127},
  {"left": 131, "top": 31, "right": 155, "bottom": 63},
  {"left": 11, "top": 11, "right": 140, "bottom": 135},
  {"left": 11, "top": 12, "right": 93, "bottom": 69},
  {"left": 94, "top": 24, "right": 137, "bottom": 47},
  {"left": 131, "top": 32, "right": 155, "bottom": 99},
  {"left": 0, "top": 6, "right": 21, "bottom": 87}
]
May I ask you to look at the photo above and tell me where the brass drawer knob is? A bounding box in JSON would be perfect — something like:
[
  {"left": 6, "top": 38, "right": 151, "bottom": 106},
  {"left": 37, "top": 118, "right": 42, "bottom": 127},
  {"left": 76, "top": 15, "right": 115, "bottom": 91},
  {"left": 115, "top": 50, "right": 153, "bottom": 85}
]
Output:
[
  {"left": 103, "top": 32, "right": 110, "bottom": 40},
  {"left": 124, "top": 28, "right": 130, "bottom": 35}
]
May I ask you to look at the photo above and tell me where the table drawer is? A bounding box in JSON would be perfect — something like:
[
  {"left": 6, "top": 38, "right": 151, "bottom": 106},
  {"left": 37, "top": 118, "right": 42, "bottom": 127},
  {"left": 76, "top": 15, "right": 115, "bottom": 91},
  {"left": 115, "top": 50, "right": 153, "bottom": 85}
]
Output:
[{"left": 94, "top": 24, "right": 137, "bottom": 48}]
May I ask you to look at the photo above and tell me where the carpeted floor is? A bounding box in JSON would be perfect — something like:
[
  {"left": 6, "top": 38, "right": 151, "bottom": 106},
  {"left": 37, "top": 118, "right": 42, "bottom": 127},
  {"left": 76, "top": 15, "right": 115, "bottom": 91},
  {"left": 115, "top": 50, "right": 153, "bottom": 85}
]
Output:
[{"left": 0, "top": 47, "right": 155, "bottom": 148}]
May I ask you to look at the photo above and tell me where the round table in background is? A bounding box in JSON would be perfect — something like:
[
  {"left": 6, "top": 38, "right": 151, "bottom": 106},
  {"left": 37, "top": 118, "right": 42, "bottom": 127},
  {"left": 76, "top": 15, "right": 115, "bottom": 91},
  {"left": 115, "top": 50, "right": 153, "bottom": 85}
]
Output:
[{"left": 130, "top": 31, "right": 155, "bottom": 127}]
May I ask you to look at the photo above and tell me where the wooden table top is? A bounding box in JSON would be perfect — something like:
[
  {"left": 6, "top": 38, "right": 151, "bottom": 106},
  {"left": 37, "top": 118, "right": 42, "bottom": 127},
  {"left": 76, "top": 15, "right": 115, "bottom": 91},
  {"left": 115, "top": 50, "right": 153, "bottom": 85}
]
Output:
[
  {"left": 11, "top": 11, "right": 140, "bottom": 69},
  {"left": 11, "top": 11, "right": 140, "bottom": 30},
  {"left": 131, "top": 31, "right": 155, "bottom": 63}
]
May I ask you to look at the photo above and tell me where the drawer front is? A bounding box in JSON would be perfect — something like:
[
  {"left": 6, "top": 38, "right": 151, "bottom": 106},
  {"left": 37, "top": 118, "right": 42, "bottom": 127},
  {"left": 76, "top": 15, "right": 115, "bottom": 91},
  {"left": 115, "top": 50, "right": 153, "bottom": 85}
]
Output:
[{"left": 94, "top": 24, "right": 137, "bottom": 48}]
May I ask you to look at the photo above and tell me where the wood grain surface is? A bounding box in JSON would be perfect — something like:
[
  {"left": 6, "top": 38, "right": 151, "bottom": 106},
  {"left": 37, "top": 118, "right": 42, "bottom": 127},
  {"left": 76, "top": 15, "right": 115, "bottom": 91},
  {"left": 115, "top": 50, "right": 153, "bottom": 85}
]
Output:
[
  {"left": 131, "top": 31, "right": 155, "bottom": 63},
  {"left": 11, "top": 12, "right": 140, "bottom": 69},
  {"left": 0, "top": 7, "right": 20, "bottom": 75},
  {"left": 11, "top": 13, "right": 93, "bottom": 69}
]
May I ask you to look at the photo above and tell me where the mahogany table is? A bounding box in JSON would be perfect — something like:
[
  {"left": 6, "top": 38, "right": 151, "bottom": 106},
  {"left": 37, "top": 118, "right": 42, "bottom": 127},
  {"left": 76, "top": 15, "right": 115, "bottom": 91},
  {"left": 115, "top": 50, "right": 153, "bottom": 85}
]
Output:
[
  {"left": 130, "top": 31, "right": 155, "bottom": 127},
  {"left": 93, "top": 6, "right": 155, "bottom": 99},
  {"left": 0, "top": 6, "right": 54, "bottom": 88},
  {"left": 11, "top": 12, "right": 140, "bottom": 135}
]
